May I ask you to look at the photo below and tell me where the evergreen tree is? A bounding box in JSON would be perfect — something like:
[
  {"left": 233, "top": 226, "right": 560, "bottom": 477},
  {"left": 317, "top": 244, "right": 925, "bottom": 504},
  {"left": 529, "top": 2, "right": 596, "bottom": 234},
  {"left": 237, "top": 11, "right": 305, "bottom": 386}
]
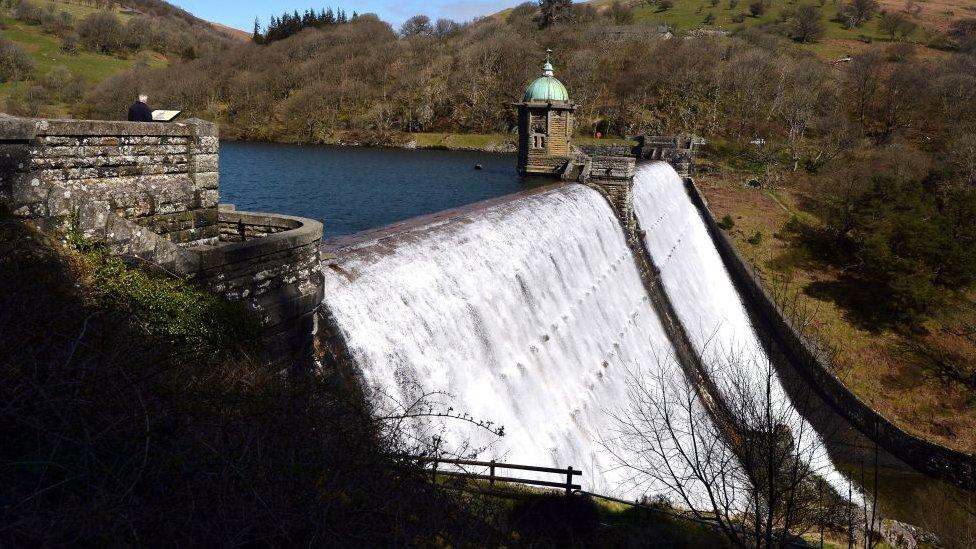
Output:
[{"left": 252, "top": 17, "right": 263, "bottom": 44}]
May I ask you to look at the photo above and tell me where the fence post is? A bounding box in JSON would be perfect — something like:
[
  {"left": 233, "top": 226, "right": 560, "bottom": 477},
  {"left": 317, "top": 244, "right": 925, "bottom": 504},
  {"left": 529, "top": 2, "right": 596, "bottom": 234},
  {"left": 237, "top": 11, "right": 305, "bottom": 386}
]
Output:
[
  {"left": 565, "top": 466, "right": 574, "bottom": 495},
  {"left": 490, "top": 459, "right": 496, "bottom": 487},
  {"left": 431, "top": 459, "right": 438, "bottom": 484}
]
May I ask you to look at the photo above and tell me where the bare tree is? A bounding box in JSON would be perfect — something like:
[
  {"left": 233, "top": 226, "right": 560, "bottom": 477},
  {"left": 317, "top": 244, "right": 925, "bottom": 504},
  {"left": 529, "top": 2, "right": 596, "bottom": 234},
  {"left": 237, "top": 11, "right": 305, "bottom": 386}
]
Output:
[
  {"left": 603, "top": 351, "right": 860, "bottom": 547},
  {"left": 840, "top": 0, "right": 880, "bottom": 28}
]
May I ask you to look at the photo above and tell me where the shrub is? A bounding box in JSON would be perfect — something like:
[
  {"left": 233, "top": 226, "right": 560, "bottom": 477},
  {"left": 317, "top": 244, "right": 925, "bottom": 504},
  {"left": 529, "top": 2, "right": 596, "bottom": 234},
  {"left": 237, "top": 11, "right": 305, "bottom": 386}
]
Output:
[
  {"left": 608, "top": 0, "right": 635, "bottom": 24},
  {"left": 60, "top": 32, "right": 80, "bottom": 54},
  {"left": 879, "top": 11, "right": 916, "bottom": 40},
  {"left": 77, "top": 11, "right": 123, "bottom": 53},
  {"left": 66, "top": 232, "right": 262, "bottom": 353},
  {"left": 839, "top": 0, "right": 879, "bottom": 27},
  {"left": 749, "top": 1, "right": 766, "bottom": 16},
  {"left": 0, "top": 214, "right": 499, "bottom": 546},
  {"left": 0, "top": 36, "right": 34, "bottom": 82},
  {"left": 704, "top": 11, "right": 717, "bottom": 24},
  {"left": 42, "top": 9, "right": 74, "bottom": 36},
  {"left": 789, "top": 5, "right": 826, "bottom": 42},
  {"left": 719, "top": 214, "right": 736, "bottom": 229},
  {"left": 948, "top": 18, "right": 976, "bottom": 51},
  {"left": 885, "top": 41, "right": 916, "bottom": 61},
  {"left": 732, "top": 12, "right": 747, "bottom": 22}
]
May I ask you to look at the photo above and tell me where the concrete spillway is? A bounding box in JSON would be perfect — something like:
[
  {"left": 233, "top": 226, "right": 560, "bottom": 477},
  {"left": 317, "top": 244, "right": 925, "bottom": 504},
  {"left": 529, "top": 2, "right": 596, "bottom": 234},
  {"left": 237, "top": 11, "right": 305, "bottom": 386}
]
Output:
[{"left": 320, "top": 162, "right": 854, "bottom": 501}]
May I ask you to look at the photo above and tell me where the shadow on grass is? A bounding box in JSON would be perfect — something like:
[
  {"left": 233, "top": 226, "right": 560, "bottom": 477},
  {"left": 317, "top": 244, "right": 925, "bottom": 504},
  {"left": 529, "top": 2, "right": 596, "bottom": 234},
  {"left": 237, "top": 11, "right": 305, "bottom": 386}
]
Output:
[{"left": 803, "top": 275, "right": 906, "bottom": 333}]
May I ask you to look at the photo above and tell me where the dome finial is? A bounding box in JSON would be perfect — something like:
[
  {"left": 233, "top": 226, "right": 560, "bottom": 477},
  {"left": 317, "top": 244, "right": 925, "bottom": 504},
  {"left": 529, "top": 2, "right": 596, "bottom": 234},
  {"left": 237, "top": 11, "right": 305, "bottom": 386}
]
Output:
[{"left": 542, "top": 48, "right": 554, "bottom": 77}]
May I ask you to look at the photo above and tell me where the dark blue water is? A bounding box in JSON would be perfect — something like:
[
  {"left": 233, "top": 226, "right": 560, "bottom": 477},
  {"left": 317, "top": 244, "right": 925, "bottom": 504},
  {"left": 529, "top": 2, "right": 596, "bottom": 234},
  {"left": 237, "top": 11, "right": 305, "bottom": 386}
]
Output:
[{"left": 218, "top": 142, "right": 531, "bottom": 238}]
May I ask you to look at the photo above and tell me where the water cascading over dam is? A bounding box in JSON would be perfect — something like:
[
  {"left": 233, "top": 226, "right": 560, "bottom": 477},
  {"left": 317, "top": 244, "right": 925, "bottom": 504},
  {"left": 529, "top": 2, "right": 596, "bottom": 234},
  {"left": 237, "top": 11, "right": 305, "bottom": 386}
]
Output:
[
  {"left": 632, "top": 162, "right": 853, "bottom": 496},
  {"left": 321, "top": 184, "right": 693, "bottom": 494},
  {"left": 320, "top": 162, "right": 855, "bottom": 499}
]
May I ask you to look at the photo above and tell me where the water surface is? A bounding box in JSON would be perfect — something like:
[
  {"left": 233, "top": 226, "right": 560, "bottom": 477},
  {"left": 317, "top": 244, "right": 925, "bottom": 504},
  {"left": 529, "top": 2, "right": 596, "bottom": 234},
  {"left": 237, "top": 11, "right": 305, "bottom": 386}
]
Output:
[{"left": 218, "top": 141, "right": 531, "bottom": 238}]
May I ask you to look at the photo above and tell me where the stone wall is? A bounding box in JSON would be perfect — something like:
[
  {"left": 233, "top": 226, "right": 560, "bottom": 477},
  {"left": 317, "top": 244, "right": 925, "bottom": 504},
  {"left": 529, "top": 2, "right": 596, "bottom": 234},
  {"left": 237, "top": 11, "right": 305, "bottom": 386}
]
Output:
[
  {"left": 0, "top": 116, "right": 219, "bottom": 246},
  {"left": 196, "top": 210, "right": 324, "bottom": 361},
  {"left": 1, "top": 116, "right": 324, "bottom": 366},
  {"left": 582, "top": 155, "right": 637, "bottom": 236},
  {"left": 683, "top": 177, "right": 976, "bottom": 491},
  {"left": 634, "top": 134, "right": 699, "bottom": 176},
  {"left": 577, "top": 144, "right": 633, "bottom": 157}
]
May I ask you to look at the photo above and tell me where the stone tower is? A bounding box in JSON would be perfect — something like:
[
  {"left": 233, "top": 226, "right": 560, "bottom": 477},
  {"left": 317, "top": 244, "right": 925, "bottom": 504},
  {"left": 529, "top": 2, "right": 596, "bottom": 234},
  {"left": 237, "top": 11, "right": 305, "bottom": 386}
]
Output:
[{"left": 516, "top": 50, "right": 576, "bottom": 176}]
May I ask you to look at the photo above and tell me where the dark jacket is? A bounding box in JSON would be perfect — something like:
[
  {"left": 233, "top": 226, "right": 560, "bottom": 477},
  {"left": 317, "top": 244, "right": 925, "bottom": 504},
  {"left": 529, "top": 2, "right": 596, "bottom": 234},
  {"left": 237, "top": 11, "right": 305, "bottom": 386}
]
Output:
[{"left": 127, "top": 101, "right": 153, "bottom": 122}]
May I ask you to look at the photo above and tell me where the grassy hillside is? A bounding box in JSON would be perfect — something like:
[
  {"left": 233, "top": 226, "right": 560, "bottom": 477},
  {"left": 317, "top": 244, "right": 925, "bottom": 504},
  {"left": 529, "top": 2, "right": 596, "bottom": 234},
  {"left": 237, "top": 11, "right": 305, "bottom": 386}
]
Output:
[
  {"left": 694, "top": 144, "right": 976, "bottom": 455},
  {"left": 0, "top": 16, "right": 164, "bottom": 83},
  {"left": 585, "top": 0, "right": 956, "bottom": 59},
  {"left": 0, "top": 0, "right": 231, "bottom": 117}
]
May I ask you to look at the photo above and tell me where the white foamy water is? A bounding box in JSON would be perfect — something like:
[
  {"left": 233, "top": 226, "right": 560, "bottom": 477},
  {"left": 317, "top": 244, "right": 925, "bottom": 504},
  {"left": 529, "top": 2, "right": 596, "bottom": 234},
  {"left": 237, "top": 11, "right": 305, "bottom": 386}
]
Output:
[
  {"left": 321, "top": 185, "right": 684, "bottom": 495},
  {"left": 320, "top": 164, "right": 855, "bottom": 505},
  {"left": 633, "top": 161, "right": 854, "bottom": 497}
]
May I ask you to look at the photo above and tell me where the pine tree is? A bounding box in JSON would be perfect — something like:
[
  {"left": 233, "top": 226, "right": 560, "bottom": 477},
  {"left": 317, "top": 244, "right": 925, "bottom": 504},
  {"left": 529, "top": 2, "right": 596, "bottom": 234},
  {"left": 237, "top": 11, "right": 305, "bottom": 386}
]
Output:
[{"left": 252, "top": 17, "right": 263, "bottom": 43}]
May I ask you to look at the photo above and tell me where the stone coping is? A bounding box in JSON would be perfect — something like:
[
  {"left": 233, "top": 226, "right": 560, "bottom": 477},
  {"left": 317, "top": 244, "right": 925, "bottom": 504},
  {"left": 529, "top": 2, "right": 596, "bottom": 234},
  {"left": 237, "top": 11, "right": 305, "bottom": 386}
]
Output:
[
  {"left": 0, "top": 116, "right": 216, "bottom": 141},
  {"left": 321, "top": 183, "right": 568, "bottom": 253},
  {"left": 194, "top": 210, "right": 322, "bottom": 271}
]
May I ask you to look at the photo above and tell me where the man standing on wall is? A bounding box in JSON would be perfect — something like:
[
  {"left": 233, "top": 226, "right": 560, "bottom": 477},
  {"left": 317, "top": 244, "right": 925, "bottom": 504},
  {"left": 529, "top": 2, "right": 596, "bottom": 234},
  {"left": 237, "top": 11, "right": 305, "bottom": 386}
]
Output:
[{"left": 127, "top": 94, "right": 153, "bottom": 122}]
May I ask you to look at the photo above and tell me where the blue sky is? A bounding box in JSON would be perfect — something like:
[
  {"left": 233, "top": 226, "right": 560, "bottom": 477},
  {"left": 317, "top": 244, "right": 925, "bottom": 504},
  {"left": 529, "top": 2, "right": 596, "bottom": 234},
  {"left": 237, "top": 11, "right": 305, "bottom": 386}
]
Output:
[{"left": 171, "top": 0, "right": 514, "bottom": 32}]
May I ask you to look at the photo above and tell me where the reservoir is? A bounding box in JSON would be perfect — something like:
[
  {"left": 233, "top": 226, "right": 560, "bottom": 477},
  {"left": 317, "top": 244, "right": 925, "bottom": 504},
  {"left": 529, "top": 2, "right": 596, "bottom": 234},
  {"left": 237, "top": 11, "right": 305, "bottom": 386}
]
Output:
[{"left": 218, "top": 141, "right": 530, "bottom": 238}]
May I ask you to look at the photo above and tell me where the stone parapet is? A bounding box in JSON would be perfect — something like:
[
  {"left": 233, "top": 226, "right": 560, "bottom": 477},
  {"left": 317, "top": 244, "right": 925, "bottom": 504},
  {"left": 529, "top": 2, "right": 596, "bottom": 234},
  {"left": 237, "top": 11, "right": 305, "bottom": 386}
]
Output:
[
  {"left": 1, "top": 116, "right": 220, "bottom": 247},
  {"left": 634, "top": 134, "right": 700, "bottom": 176},
  {"left": 1, "top": 117, "right": 324, "bottom": 366},
  {"left": 194, "top": 210, "right": 324, "bottom": 363}
]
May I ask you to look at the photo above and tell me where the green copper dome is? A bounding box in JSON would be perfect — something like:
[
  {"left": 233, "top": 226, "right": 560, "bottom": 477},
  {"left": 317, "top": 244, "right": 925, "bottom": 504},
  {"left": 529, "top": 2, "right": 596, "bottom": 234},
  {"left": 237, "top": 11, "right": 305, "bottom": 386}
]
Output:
[{"left": 522, "top": 51, "right": 569, "bottom": 102}]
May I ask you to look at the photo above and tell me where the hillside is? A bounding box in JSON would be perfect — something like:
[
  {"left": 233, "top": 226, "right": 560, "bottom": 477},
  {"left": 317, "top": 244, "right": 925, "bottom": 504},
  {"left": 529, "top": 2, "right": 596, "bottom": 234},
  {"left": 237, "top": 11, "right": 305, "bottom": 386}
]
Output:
[
  {"left": 0, "top": 0, "right": 233, "bottom": 117},
  {"left": 581, "top": 0, "right": 965, "bottom": 59}
]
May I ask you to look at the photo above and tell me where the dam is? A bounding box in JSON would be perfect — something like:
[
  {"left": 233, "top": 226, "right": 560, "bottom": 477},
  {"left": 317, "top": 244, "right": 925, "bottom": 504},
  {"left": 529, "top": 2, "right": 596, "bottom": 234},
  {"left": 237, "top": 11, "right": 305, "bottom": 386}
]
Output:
[{"left": 319, "top": 161, "right": 852, "bottom": 501}]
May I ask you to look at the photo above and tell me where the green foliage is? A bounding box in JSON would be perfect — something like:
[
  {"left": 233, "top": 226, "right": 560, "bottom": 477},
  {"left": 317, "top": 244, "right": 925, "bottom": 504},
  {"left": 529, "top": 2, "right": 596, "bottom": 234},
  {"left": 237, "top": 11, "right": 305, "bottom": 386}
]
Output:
[
  {"left": 719, "top": 214, "right": 736, "bottom": 230},
  {"left": 814, "top": 175, "right": 976, "bottom": 323},
  {"left": 66, "top": 231, "right": 261, "bottom": 355},
  {"left": 747, "top": 230, "right": 763, "bottom": 245}
]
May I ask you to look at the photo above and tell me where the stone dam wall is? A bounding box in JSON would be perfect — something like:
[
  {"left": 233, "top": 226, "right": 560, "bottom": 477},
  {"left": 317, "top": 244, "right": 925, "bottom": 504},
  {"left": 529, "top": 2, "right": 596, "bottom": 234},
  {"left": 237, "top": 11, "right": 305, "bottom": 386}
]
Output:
[
  {"left": 0, "top": 116, "right": 219, "bottom": 246},
  {"left": 0, "top": 116, "right": 323, "bottom": 364},
  {"left": 682, "top": 177, "right": 976, "bottom": 492}
]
